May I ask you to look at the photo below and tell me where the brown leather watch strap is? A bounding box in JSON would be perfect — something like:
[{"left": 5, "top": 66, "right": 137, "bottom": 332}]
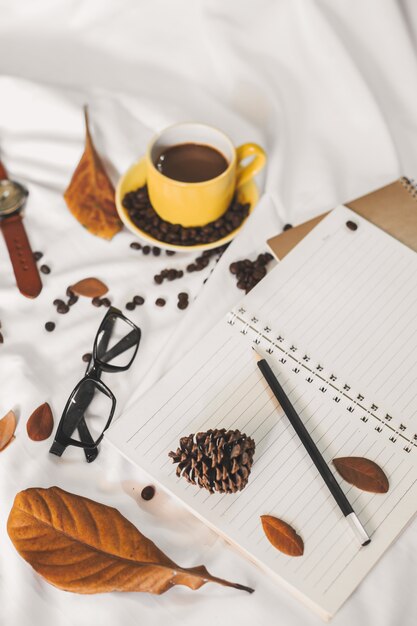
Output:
[{"left": 1, "top": 214, "right": 42, "bottom": 298}]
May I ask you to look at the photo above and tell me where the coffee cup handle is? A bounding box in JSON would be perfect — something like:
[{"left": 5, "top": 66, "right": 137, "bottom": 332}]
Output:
[{"left": 235, "top": 143, "right": 266, "bottom": 189}]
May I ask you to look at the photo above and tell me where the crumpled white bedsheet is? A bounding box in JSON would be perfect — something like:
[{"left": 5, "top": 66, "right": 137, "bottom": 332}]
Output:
[{"left": 1, "top": 1, "right": 417, "bottom": 625}]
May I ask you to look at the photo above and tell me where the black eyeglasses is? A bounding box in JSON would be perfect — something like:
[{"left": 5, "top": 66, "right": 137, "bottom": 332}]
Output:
[{"left": 49, "top": 307, "right": 140, "bottom": 462}]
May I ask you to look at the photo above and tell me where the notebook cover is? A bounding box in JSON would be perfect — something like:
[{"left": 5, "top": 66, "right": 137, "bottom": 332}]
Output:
[{"left": 267, "top": 178, "right": 417, "bottom": 259}]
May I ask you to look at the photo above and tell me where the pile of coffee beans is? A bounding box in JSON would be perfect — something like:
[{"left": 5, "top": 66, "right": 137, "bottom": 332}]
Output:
[
  {"left": 154, "top": 268, "right": 184, "bottom": 284},
  {"left": 122, "top": 185, "right": 250, "bottom": 246},
  {"left": 126, "top": 295, "right": 145, "bottom": 311},
  {"left": 92, "top": 296, "right": 111, "bottom": 308},
  {"left": 229, "top": 252, "right": 274, "bottom": 293},
  {"left": 177, "top": 292, "right": 189, "bottom": 309}
]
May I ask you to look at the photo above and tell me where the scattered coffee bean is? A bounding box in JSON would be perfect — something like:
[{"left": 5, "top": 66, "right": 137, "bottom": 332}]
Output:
[
  {"left": 126, "top": 301, "right": 135, "bottom": 311},
  {"left": 92, "top": 297, "right": 102, "bottom": 307},
  {"left": 178, "top": 292, "right": 188, "bottom": 300},
  {"left": 154, "top": 274, "right": 163, "bottom": 285},
  {"left": 229, "top": 252, "right": 274, "bottom": 294},
  {"left": 152, "top": 246, "right": 161, "bottom": 256},
  {"left": 177, "top": 299, "right": 189, "bottom": 310},
  {"left": 346, "top": 220, "right": 358, "bottom": 231},
  {"left": 283, "top": 223, "right": 293, "bottom": 231},
  {"left": 133, "top": 295, "right": 145, "bottom": 305},
  {"left": 123, "top": 184, "right": 250, "bottom": 246},
  {"left": 166, "top": 250, "right": 176, "bottom": 256},
  {"left": 155, "top": 298, "right": 166, "bottom": 307},
  {"left": 66, "top": 286, "right": 74, "bottom": 297},
  {"left": 142, "top": 245, "right": 151, "bottom": 255},
  {"left": 33, "top": 251, "right": 43, "bottom": 261},
  {"left": 100, "top": 297, "right": 111, "bottom": 307},
  {"left": 0, "top": 331, "right": 3, "bottom": 343},
  {"left": 82, "top": 352, "right": 92, "bottom": 363},
  {"left": 130, "top": 241, "right": 142, "bottom": 250},
  {"left": 45, "top": 322, "right": 55, "bottom": 332},
  {"left": 40, "top": 264, "right": 51, "bottom": 274},
  {"left": 186, "top": 263, "right": 196, "bottom": 272},
  {"left": 141, "top": 485, "right": 155, "bottom": 501},
  {"left": 53, "top": 299, "right": 65, "bottom": 307},
  {"left": 67, "top": 294, "right": 79, "bottom": 306},
  {"left": 154, "top": 268, "right": 183, "bottom": 284},
  {"left": 57, "top": 303, "right": 70, "bottom": 314}
]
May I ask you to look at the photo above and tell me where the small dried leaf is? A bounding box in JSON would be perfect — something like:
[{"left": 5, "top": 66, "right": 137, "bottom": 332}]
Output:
[
  {"left": 64, "top": 107, "right": 122, "bottom": 240},
  {"left": 0, "top": 410, "right": 17, "bottom": 451},
  {"left": 8, "top": 487, "right": 254, "bottom": 595},
  {"left": 70, "top": 277, "right": 108, "bottom": 298},
  {"left": 27, "top": 403, "right": 54, "bottom": 442},
  {"left": 261, "top": 515, "right": 304, "bottom": 557},
  {"left": 333, "top": 456, "right": 389, "bottom": 493}
]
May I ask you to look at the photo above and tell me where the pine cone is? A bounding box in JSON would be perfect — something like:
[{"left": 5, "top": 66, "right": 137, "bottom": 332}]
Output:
[{"left": 168, "top": 429, "right": 255, "bottom": 494}]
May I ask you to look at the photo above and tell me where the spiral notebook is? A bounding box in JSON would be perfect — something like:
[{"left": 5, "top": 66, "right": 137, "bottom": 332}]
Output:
[{"left": 106, "top": 205, "right": 417, "bottom": 620}]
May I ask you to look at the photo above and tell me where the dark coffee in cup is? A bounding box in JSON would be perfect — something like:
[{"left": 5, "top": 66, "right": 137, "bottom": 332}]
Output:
[{"left": 155, "top": 143, "right": 228, "bottom": 183}]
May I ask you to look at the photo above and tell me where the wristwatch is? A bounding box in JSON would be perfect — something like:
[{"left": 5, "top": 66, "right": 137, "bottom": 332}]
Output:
[{"left": 0, "top": 169, "right": 42, "bottom": 298}]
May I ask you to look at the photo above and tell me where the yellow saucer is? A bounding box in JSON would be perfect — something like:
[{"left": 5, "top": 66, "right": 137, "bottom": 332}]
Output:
[{"left": 115, "top": 158, "right": 259, "bottom": 252}]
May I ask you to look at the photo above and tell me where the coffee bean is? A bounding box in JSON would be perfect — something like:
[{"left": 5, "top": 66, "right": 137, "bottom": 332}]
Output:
[
  {"left": 82, "top": 352, "right": 92, "bottom": 363},
  {"left": 141, "top": 485, "right": 155, "bottom": 501},
  {"left": 283, "top": 223, "right": 293, "bottom": 231},
  {"left": 152, "top": 246, "right": 161, "bottom": 256},
  {"left": 142, "top": 245, "right": 151, "bottom": 255},
  {"left": 57, "top": 303, "right": 70, "bottom": 314},
  {"left": 154, "top": 274, "right": 163, "bottom": 285},
  {"left": 66, "top": 286, "right": 74, "bottom": 297},
  {"left": 167, "top": 269, "right": 177, "bottom": 281},
  {"left": 177, "top": 300, "right": 188, "bottom": 310},
  {"left": 346, "top": 220, "right": 358, "bottom": 231},
  {"left": 229, "top": 262, "right": 238, "bottom": 275},
  {"left": 100, "top": 298, "right": 111, "bottom": 307},
  {"left": 0, "top": 331, "right": 4, "bottom": 343},
  {"left": 92, "top": 297, "right": 102, "bottom": 307},
  {"left": 155, "top": 298, "right": 166, "bottom": 307},
  {"left": 178, "top": 292, "right": 188, "bottom": 300},
  {"left": 53, "top": 299, "right": 65, "bottom": 307},
  {"left": 166, "top": 250, "right": 176, "bottom": 256},
  {"left": 45, "top": 322, "right": 55, "bottom": 332},
  {"left": 33, "top": 251, "right": 43, "bottom": 261},
  {"left": 40, "top": 264, "right": 50, "bottom": 274},
  {"left": 186, "top": 264, "right": 196, "bottom": 273},
  {"left": 133, "top": 295, "right": 145, "bottom": 305},
  {"left": 126, "top": 302, "right": 135, "bottom": 311},
  {"left": 67, "top": 295, "right": 79, "bottom": 306},
  {"left": 130, "top": 241, "right": 142, "bottom": 250}
]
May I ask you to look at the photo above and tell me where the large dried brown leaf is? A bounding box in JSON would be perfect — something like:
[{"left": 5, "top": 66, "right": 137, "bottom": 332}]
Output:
[
  {"left": 8, "top": 487, "right": 253, "bottom": 595},
  {"left": 64, "top": 107, "right": 122, "bottom": 240},
  {"left": 261, "top": 515, "right": 304, "bottom": 557},
  {"left": 27, "top": 403, "right": 54, "bottom": 442},
  {"left": 0, "top": 410, "right": 17, "bottom": 451},
  {"left": 333, "top": 456, "right": 389, "bottom": 493},
  {"left": 70, "top": 277, "right": 108, "bottom": 298}
]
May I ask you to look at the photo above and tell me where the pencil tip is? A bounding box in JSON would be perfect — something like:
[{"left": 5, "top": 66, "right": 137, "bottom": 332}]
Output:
[{"left": 252, "top": 347, "right": 263, "bottom": 362}]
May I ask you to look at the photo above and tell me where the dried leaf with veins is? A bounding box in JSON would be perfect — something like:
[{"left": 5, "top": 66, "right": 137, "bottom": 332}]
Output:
[
  {"left": 8, "top": 487, "right": 254, "bottom": 595},
  {"left": 333, "top": 457, "right": 389, "bottom": 493},
  {"left": 70, "top": 277, "right": 108, "bottom": 298},
  {"left": 64, "top": 106, "right": 122, "bottom": 239},
  {"left": 0, "top": 410, "right": 17, "bottom": 451},
  {"left": 261, "top": 515, "right": 304, "bottom": 557},
  {"left": 27, "top": 403, "right": 54, "bottom": 442}
]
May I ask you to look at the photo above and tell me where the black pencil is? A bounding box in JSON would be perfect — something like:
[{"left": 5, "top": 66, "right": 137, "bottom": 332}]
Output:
[{"left": 253, "top": 349, "right": 371, "bottom": 547}]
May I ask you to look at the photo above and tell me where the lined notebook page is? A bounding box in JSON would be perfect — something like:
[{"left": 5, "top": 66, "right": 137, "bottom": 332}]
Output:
[{"left": 106, "top": 207, "right": 417, "bottom": 619}]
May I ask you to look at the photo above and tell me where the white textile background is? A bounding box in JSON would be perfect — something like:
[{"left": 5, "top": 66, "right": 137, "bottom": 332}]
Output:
[{"left": 1, "top": 1, "right": 417, "bottom": 625}]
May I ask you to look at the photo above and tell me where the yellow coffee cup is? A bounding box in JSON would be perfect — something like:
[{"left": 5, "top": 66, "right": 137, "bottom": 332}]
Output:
[{"left": 145, "top": 122, "right": 266, "bottom": 227}]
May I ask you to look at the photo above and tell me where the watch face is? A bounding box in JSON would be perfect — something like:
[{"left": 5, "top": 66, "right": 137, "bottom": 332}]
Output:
[{"left": 0, "top": 180, "right": 29, "bottom": 216}]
